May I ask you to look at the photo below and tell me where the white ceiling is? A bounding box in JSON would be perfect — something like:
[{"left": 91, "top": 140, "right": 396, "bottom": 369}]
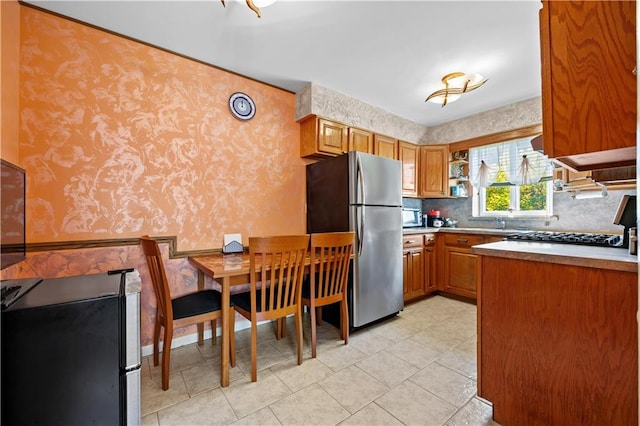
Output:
[{"left": 25, "top": 0, "right": 543, "bottom": 128}]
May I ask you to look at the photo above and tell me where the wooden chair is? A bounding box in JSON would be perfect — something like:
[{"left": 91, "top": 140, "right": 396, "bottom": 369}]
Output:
[
  {"left": 140, "top": 236, "right": 235, "bottom": 390},
  {"left": 231, "top": 234, "right": 309, "bottom": 382},
  {"left": 302, "top": 232, "right": 354, "bottom": 358}
]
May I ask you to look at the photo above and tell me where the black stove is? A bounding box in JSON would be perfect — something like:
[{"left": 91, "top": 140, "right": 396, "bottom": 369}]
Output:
[{"left": 505, "top": 231, "right": 622, "bottom": 248}]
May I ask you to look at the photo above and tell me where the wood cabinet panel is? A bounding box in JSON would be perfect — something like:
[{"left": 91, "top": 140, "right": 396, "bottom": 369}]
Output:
[
  {"left": 398, "top": 141, "right": 419, "bottom": 197},
  {"left": 418, "top": 145, "right": 448, "bottom": 198},
  {"left": 374, "top": 134, "right": 398, "bottom": 160},
  {"left": 299, "top": 116, "right": 348, "bottom": 158},
  {"left": 318, "top": 118, "right": 348, "bottom": 155},
  {"left": 348, "top": 127, "right": 373, "bottom": 153},
  {"left": 540, "top": 0, "right": 636, "bottom": 170},
  {"left": 479, "top": 255, "right": 638, "bottom": 425},
  {"left": 424, "top": 234, "right": 437, "bottom": 294},
  {"left": 443, "top": 249, "right": 477, "bottom": 297},
  {"left": 402, "top": 234, "right": 437, "bottom": 301},
  {"left": 440, "top": 233, "right": 489, "bottom": 299},
  {"left": 408, "top": 249, "right": 425, "bottom": 298},
  {"left": 443, "top": 233, "right": 485, "bottom": 247}
]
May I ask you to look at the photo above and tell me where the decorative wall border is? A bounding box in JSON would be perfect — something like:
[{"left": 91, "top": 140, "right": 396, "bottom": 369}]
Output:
[{"left": 26, "top": 236, "right": 221, "bottom": 259}]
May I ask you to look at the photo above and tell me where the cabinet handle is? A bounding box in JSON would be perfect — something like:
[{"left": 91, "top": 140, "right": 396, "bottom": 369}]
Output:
[
  {"left": 405, "top": 240, "right": 415, "bottom": 244},
  {"left": 457, "top": 238, "right": 469, "bottom": 243}
]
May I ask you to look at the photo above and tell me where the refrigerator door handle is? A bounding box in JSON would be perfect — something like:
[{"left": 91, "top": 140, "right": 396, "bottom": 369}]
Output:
[
  {"left": 357, "top": 207, "right": 364, "bottom": 256},
  {"left": 356, "top": 154, "right": 365, "bottom": 205}
]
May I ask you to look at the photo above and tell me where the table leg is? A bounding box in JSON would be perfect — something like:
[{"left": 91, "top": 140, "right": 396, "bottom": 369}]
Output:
[
  {"left": 197, "top": 270, "right": 204, "bottom": 345},
  {"left": 221, "top": 276, "right": 230, "bottom": 387}
]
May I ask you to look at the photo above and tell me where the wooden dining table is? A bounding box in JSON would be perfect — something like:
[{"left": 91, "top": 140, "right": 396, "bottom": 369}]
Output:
[{"left": 188, "top": 251, "right": 329, "bottom": 387}]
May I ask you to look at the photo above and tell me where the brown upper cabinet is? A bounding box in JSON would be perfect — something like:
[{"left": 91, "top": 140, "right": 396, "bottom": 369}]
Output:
[
  {"left": 418, "top": 145, "right": 448, "bottom": 198},
  {"left": 398, "top": 141, "right": 419, "bottom": 197},
  {"left": 348, "top": 127, "right": 374, "bottom": 154},
  {"left": 374, "top": 134, "right": 398, "bottom": 160},
  {"left": 299, "top": 115, "right": 398, "bottom": 159},
  {"left": 300, "top": 116, "right": 348, "bottom": 158},
  {"left": 540, "top": 0, "right": 636, "bottom": 171}
]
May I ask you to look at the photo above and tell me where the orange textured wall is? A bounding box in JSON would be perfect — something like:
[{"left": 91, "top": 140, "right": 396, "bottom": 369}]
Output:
[
  {"left": 0, "top": 0, "right": 21, "bottom": 162},
  {"left": 2, "top": 7, "right": 307, "bottom": 347},
  {"left": 19, "top": 7, "right": 305, "bottom": 249}
]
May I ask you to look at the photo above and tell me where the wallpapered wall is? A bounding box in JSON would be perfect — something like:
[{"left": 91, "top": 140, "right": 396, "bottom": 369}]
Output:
[
  {"left": 2, "top": 6, "right": 306, "bottom": 346},
  {"left": 1, "top": 0, "right": 21, "bottom": 163}
]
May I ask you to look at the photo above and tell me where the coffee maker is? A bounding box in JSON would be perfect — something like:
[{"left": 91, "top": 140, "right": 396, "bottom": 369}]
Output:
[{"left": 426, "top": 210, "right": 444, "bottom": 227}]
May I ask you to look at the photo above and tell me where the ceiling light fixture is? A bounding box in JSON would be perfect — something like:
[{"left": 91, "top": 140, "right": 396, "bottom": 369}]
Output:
[
  {"left": 425, "top": 72, "right": 488, "bottom": 107},
  {"left": 220, "top": 0, "right": 276, "bottom": 18}
]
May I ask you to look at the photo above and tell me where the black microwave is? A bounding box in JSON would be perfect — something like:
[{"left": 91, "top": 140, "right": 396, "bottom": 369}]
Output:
[{"left": 402, "top": 208, "right": 423, "bottom": 228}]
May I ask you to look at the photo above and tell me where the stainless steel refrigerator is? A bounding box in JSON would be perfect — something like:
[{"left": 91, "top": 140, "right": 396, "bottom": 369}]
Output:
[
  {"left": 1, "top": 270, "right": 141, "bottom": 425},
  {"left": 306, "top": 151, "right": 403, "bottom": 328}
]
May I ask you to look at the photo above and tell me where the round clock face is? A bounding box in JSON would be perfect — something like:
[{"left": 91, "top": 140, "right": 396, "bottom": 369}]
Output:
[{"left": 228, "top": 92, "right": 256, "bottom": 121}]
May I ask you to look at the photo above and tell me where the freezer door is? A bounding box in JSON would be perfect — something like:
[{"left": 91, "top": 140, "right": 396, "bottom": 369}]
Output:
[
  {"left": 351, "top": 205, "right": 403, "bottom": 327},
  {"left": 123, "top": 291, "right": 141, "bottom": 369},
  {"left": 122, "top": 368, "right": 141, "bottom": 426},
  {"left": 349, "top": 152, "right": 402, "bottom": 207}
]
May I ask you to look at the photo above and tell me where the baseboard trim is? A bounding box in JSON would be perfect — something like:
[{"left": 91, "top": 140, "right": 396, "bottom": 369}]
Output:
[{"left": 141, "top": 317, "right": 255, "bottom": 357}]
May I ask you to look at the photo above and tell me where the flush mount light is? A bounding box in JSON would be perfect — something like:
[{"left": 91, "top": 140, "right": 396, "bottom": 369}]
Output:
[
  {"left": 220, "top": 0, "right": 276, "bottom": 18},
  {"left": 425, "top": 72, "right": 488, "bottom": 107}
]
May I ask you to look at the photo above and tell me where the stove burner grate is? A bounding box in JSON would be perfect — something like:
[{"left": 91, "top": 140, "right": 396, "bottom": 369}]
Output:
[{"left": 505, "top": 231, "right": 622, "bottom": 247}]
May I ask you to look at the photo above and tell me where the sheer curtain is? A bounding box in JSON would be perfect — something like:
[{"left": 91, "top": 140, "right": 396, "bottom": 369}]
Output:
[{"left": 469, "top": 137, "right": 553, "bottom": 187}]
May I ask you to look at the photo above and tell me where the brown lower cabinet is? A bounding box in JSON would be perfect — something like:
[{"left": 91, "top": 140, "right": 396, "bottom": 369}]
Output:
[
  {"left": 402, "top": 233, "right": 436, "bottom": 302},
  {"left": 402, "top": 235, "right": 424, "bottom": 301},
  {"left": 403, "top": 231, "right": 504, "bottom": 302},
  {"left": 423, "top": 234, "right": 436, "bottom": 293},
  {"left": 438, "top": 233, "right": 503, "bottom": 299},
  {"left": 478, "top": 254, "right": 638, "bottom": 425}
]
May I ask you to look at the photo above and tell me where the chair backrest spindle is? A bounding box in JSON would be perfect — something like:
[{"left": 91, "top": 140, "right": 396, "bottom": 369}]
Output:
[
  {"left": 249, "top": 235, "right": 309, "bottom": 317},
  {"left": 310, "top": 232, "right": 354, "bottom": 303}
]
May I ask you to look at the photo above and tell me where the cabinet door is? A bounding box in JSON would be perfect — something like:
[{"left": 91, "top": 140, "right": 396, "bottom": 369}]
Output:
[
  {"left": 419, "top": 145, "right": 448, "bottom": 198},
  {"left": 442, "top": 233, "right": 484, "bottom": 299},
  {"left": 349, "top": 128, "right": 374, "bottom": 153},
  {"left": 424, "top": 245, "right": 436, "bottom": 294},
  {"left": 444, "top": 247, "right": 477, "bottom": 298},
  {"left": 540, "top": 1, "right": 636, "bottom": 170},
  {"left": 374, "top": 134, "right": 398, "bottom": 160},
  {"left": 398, "top": 141, "right": 419, "bottom": 198},
  {"left": 402, "top": 250, "right": 410, "bottom": 298},
  {"left": 409, "top": 248, "right": 425, "bottom": 299},
  {"left": 318, "top": 119, "right": 348, "bottom": 155},
  {"left": 403, "top": 248, "right": 425, "bottom": 301}
]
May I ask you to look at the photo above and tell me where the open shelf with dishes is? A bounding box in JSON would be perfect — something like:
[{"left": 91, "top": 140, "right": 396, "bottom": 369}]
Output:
[{"left": 449, "top": 149, "right": 470, "bottom": 197}]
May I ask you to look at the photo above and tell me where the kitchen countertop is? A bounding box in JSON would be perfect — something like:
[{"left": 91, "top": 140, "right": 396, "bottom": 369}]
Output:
[
  {"left": 472, "top": 240, "right": 637, "bottom": 273},
  {"left": 403, "top": 227, "right": 525, "bottom": 236}
]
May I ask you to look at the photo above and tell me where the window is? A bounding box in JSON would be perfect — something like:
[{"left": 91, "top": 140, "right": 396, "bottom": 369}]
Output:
[{"left": 470, "top": 137, "right": 554, "bottom": 217}]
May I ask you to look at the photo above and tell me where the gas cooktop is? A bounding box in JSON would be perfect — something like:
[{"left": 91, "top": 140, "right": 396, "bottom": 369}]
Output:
[{"left": 505, "top": 231, "right": 623, "bottom": 248}]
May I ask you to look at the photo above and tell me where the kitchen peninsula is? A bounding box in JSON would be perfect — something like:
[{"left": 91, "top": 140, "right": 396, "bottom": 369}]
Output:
[{"left": 473, "top": 241, "right": 638, "bottom": 425}]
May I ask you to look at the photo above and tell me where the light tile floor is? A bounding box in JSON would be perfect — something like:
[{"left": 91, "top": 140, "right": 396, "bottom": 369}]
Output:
[{"left": 141, "top": 295, "right": 500, "bottom": 426}]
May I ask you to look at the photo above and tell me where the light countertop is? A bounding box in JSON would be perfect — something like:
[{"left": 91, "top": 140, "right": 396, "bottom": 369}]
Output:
[
  {"left": 472, "top": 240, "right": 637, "bottom": 273},
  {"left": 403, "top": 227, "right": 524, "bottom": 236}
]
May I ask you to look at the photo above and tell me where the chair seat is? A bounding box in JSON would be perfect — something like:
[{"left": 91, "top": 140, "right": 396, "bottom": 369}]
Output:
[
  {"left": 172, "top": 290, "right": 230, "bottom": 320},
  {"left": 231, "top": 289, "right": 286, "bottom": 313}
]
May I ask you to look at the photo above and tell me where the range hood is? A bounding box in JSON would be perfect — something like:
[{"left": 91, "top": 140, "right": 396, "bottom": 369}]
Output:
[
  {"left": 552, "top": 147, "right": 636, "bottom": 172},
  {"left": 530, "top": 135, "right": 636, "bottom": 173}
]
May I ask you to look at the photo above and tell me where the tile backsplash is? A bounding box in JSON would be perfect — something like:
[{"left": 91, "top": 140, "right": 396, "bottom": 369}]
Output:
[{"left": 417, "top": 189, "right": 636, "bottom": 234}]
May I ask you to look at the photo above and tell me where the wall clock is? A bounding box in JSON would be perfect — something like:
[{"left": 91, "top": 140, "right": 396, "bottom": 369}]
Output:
[{"left": 228, "top": 92, "right": 256, "bottom": 121}]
